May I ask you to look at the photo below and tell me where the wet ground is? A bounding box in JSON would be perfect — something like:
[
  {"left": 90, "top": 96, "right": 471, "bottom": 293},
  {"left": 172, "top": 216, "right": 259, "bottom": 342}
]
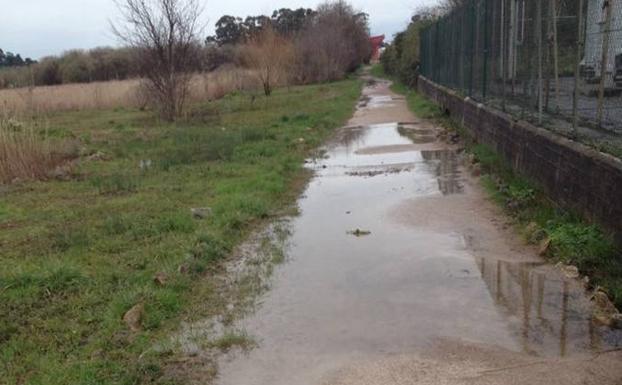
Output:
[{"left": 213, "top": 78, "right": 622, "bottom": 384}]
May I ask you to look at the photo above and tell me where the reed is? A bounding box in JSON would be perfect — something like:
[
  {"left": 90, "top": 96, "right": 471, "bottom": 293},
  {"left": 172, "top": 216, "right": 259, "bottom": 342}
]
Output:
[
  {"left": 0, "top": 118, "right": 71, "bottom": 184},
  {"left": 0, "top": 68, "right": 260, "bottom": 117}
]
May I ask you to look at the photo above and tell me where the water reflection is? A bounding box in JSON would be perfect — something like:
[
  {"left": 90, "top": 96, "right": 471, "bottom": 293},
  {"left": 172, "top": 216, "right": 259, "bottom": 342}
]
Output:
[
  {"left": 421, "top": 150, "right": 464, "bottom": 195},
  {"left": 322, "top": 123, "right": 465, "bottom": 196},
  {"left": 476, "top": 257, "right": 622, "bottom": 356}
]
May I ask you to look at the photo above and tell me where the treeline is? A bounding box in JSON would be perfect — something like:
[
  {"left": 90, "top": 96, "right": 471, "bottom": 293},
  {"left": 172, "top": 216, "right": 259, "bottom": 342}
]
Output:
[
  {"left": 1, "top": 1, "right": 370, "bottom": 90},
  {"left": 209, "top": 1, "right": 371, "bottom": 84},
  {"left": 0, "top": 48, "right": 143, "bottom": 89},
  {"left": 207, "top": 8, "right": 317, "bottom": 46},
  {"left": 0, "top": 49, "right": 36, "bottom": 68},
  {"left": 380, "top": 12, "right": 437, "bottom": 87}
]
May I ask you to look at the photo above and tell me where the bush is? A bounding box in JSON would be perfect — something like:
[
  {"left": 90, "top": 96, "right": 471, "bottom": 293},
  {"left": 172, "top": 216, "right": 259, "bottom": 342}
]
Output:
[
  {"left": 293, "top": 1, "right": 371, "bottom": 83},
  {"left": 381, "top": 12, "right": 436, "bottom": 87}
]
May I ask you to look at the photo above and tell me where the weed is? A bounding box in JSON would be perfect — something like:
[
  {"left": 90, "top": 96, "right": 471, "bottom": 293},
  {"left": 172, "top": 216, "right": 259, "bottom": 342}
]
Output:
[
  {"left": 209, "top": 330, "right": 255, "bottom": 351},
  {"left": 103, "top": 215, "right": 131, "bottom": 235},
  {"left": 91, "top": 173, "right": 139, "bottom": 194},
  {"left": 547, "top": 223, "right": 614, "bottom": 265},
  {"left": 0, "top": 118, "right": 72, "bottom": 184},
  {"left": 156, "top": 213, "right": 196, "bottom": 234},
  {"left": 51, "top": 227, "right": 90, "bottom": 251}
]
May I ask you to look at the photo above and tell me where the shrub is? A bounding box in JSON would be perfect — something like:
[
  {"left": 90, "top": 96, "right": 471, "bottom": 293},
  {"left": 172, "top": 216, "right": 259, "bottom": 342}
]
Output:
[{"left": 293, "top": 1, "right": 371, "bottom": 83}]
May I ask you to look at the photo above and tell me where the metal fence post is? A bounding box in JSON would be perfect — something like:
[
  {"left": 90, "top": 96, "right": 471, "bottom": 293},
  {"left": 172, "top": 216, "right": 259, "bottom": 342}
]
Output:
[
  {"left": 597, "top": 0, "right": 614, "bottom": 128},
  {"left": 551, "top": 0, "right": 560, "bottom": 112},
  {"left": 469, "top": 1, "right": 475, "bottom": 97},
  {"left": 482, "top": 0, "right": 490, "bottom": 100},
  {"left": 501, "top": 0, "right": 506, "bottom": 111},
  {"left": 573, "top": 0, "right": 585, "bottom": 132},
  {"left": 537, "top": 0, "right": 544, "bottom": 124}
]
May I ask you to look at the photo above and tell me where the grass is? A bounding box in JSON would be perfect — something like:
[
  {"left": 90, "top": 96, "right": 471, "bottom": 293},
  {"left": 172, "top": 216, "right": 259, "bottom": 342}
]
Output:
[
  {"left": 472, "top": 144, "right": 621, "bottom": 306},
  {"left": 0, "top": 118, "right": 74, "bottom": 184},
  {"left": 0, "top": 68, "right": 260, "bottom": 117},
  {"left": 208, "top": 331, "right": 255, "bottom": 352},
  {"left": 0, "top": 78, "right": 361, "bottom": 385},
  {"left": 371, "top": 63, "right": 622, "bottom": 309}
]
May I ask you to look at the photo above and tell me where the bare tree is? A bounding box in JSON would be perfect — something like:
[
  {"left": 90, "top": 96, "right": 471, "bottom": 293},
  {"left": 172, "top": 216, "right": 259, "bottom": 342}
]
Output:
[
  {"left": 295, "top": 1, "right": 370, "bottom": 83},
  {"left": 112, "top": 0, "right": 204, "bottom": 121},
  {"left": 242, "top": 27, "right": 295, "bottom": 96}
]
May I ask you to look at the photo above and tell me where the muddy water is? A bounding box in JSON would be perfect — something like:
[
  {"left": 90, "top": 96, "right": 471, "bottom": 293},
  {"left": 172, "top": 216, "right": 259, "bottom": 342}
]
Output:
[{"left": 214, "top": 79, "right": 622, "bottom": 385}]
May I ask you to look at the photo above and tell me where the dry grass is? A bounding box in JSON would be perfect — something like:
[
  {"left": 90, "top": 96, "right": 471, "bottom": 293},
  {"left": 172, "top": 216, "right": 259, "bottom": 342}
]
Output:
[
  {"left": 0, "top": 68, "right": 260, "bottom": 117},
  {"left": 0, "top": 119, "right": 68, "bottom": 184}
]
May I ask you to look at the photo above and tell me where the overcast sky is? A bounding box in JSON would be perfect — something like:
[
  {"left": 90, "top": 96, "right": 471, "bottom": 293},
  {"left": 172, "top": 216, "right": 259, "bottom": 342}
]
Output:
[{"left": 1, "top": 0, "right": 438, "bottom": 60}]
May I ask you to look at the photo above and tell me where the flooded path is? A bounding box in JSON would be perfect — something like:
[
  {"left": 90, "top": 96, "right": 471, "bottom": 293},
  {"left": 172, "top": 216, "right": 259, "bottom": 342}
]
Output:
[{"left": 214, "top": 77, "right": 622, "bottom": 384}]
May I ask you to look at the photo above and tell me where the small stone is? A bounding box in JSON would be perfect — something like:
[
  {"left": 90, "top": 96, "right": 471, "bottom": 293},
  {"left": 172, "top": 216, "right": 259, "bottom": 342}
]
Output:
[
  {"left": 538, "top": 238, "right": 551, "bottom": 256},
  {"left": 87, "top": 151, "right": 108, "bottom": 161},
  {"left": 348, "top": 228, "right": 371, "bottom": 237},
  {"left": 297, "top": 137, "right": 305, "bottom": 144},
  {"left": 591, "top": 290, "right": 619, "bottom": 327},
  {"left": 561, "top": 265, "right": 579, "bottom": 279},
  {"left": 471, "top": 164, "right": 481, "bottom": 177},
  {"left": 123, "top": 303, "right": 144, "bottom": 332},
  {"left": 525, "top": 221, "right": 538, "bottom": 236},
  {"left": 48, "top": 165, "right": 72, "bottom": 181},
  {"left": 594, "top": 313, "right": 613, "bottom": 326},
  {"left": 191, "top": 207, "right": 212, "bottom": 219},
  {"left": 592, "top": 290, "right": 618, "bottom": 314},
  {"left": 139, "top": 159, "right": 152, "bottom": 171},
  {"left": 153, "top": 272, "right": 168, "bottom": 286},
  {"left": 582, "top": 276, "right": 590, "bottom": 288}
]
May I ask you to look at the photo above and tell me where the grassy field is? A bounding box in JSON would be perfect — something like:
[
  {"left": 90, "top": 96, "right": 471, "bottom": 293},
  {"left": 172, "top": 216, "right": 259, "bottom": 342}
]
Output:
[
  {"left": 0, "top": 78, "right": 361, "bottom": 384},
  {"left": 0, "top": 68, "right": 259, "bottom": 117},
  {"left": 370, "top": 64, "right": 622, "bottom": 309}
]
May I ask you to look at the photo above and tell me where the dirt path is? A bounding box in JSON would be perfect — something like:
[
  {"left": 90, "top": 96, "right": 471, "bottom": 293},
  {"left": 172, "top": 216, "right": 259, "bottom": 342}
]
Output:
[{"left": 213, "top": 77, "right": 622, "bottom": 385}]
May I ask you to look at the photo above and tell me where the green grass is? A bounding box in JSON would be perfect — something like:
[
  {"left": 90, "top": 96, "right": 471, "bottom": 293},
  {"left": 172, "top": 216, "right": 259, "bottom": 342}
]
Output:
[
  {"left": 474, "top": 144, "right": 621, "bottom": 307},
  {"left": 208, "top": 330, "right": 255, "bottom": 352},
  {"left": 0, "top": 79, "right": 361, "bottom": 385},
  {"left": 372, "top": 62, "right": 622, "bottom": 309}
]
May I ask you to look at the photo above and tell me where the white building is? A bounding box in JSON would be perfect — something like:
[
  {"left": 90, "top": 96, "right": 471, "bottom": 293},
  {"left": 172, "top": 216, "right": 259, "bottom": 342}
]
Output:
[{"left": 582, "top": 0, "right": 622, "bottom": 90}]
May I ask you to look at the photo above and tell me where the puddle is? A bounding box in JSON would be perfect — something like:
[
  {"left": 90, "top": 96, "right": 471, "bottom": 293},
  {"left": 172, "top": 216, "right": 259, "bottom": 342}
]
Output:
[
  {"left": 212, "top": 79, "right": 622, "bottom": 385},
  {"left": 357, "top": 94, "right": 401, "bottom": 109}
]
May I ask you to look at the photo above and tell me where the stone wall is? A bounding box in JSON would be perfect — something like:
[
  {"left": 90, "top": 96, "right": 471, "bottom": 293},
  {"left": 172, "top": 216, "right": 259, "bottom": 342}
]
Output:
[{"left": 418, "top": 76, "right": 622, "bottom": 244}]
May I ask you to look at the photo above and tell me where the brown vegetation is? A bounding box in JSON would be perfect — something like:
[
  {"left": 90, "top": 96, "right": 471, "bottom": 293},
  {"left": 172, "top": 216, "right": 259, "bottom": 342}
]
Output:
[
  {"left": 241, "top": 27, "right": 295, "bottom": 96},
  {"left": 294, "top": 1, "right": 371, "bottom": 83},
  {"left": 0, "top": 69, "right": 258, "bottom": 116},
  {"left": 0, "top": 119, "right": 73, "bottom": 184}
]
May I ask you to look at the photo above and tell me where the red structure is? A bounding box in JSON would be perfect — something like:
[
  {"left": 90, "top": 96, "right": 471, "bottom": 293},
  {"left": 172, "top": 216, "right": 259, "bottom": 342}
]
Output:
[{"left": 369, "top": 35, "right": 385, "bottom": 61}]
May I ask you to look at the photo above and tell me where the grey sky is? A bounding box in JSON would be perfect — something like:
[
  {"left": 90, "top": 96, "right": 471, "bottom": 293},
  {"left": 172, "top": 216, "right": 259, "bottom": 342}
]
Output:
[{"left": 1, "top": 0, "right": 438, "bottom": 60}]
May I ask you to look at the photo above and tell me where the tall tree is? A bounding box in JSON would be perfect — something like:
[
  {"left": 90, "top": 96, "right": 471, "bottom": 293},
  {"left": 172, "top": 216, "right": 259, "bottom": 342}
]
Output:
[{"left": 207, "top": 15, "right": 245, "bottom": 45}]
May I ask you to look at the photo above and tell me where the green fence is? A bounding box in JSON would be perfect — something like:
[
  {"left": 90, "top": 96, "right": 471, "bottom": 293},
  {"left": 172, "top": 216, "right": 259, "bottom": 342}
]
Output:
[{"left": 420, "top": 0, "right": 622, "bottom": 135}]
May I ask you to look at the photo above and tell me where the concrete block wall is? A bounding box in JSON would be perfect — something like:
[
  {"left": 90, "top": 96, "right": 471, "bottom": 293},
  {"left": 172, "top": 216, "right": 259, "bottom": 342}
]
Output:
[{"left": 418, "top": 76, "right": 622, "bottom": 244}]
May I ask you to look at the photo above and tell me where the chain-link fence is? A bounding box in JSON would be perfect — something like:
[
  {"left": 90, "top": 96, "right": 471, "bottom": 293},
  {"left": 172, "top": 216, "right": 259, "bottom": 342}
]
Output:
[{"left": 420, "top": 0, "right": 622, "bottom": 139}]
